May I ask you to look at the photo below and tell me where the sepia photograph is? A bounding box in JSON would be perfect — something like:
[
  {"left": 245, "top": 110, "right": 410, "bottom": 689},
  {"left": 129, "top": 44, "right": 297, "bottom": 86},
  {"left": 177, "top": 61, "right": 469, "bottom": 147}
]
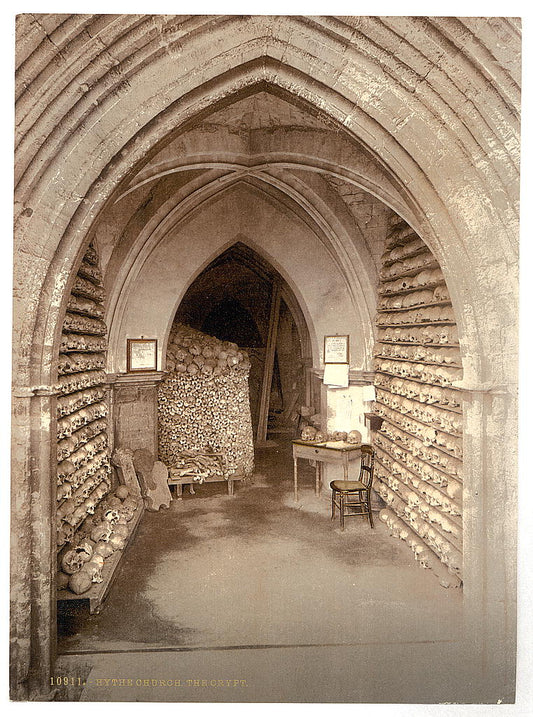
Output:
[{"left": 9, "top": 6, "right": 524, "bottom": 707}]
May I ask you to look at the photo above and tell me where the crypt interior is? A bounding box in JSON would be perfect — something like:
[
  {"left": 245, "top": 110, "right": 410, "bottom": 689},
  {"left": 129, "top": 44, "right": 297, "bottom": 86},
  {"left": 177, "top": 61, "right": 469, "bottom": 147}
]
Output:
[{"left": 11, "top": 14, "right": 519, "bottom": 703}]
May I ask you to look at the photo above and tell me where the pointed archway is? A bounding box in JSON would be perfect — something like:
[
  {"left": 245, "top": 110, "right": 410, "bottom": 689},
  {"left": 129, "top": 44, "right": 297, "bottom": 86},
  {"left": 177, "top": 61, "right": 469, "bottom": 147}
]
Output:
[{"left": 172, "top": 242, "right": 313, "bottom": 439}]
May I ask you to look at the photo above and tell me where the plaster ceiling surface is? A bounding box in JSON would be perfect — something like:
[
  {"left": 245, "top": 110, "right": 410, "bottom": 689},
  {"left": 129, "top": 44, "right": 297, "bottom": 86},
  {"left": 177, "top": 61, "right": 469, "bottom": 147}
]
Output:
[
  {"left": 104, "top": 88, "right": 393, "bottom": 288},
  {"left": 196, "top": 90, "right": 334, "bottom": 132}
]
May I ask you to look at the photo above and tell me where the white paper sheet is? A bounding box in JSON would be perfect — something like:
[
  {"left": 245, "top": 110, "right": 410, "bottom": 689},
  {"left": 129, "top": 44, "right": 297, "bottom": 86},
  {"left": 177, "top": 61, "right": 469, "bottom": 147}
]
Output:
[
  {"left": 362, "top": 384, "right": 376, "bottom": 402},
  {"left": 323, "top": 362, "right": 349, "bottom": 387}
]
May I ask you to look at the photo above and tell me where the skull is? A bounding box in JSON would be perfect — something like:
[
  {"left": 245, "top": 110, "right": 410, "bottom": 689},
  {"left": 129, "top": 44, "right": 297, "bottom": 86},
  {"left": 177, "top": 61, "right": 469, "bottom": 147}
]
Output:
[
  {"left": 75, "top": 541, "right": 94, "bottom": 563},
  {"left": 57, "top": 459, "right": 76, "bottom": 481},
  {"left": 68, "top": 571, "right": 92, "bottom": 595},
  {"left": 57, "top": 521, "right": 74, "bottom": 547},
  {"left": 81, "top": 483, "right": 94, "bottom": 499},
  {"left": 89, "top": 554, "right": 105, "bottom": 568},
  {"left": 447, "top": 551, "right": 462, "bottom": 575},
  {"left": 314, "top": 431, "right": 327, "bottom": 442},
  {"left": 109, "top": 534, "right": 126, "bottom": 551},
  {"left": 90, "top": 522, "right": 113, "bottom": 543},
  {"left": 418, "top": 552, "right": 432, "bottom": 569},
  {"left": 347, "top": 430, "right": 362, "bottom": 444},
  {"left": 61, "top": 548, "right": 86, "bottom": 575},
  {"left": 433, "top": 284, "right": 449, "bottom": 301},
  {"left": 82, "top": 560, "right": 103, "bottom": 584},
  {"left": 65, "top": 506, "right": 87, "bottom": 527},
  {"left": 103, "top": 509, "right": 120, "bottom": 525},
  {"left": 57, "top": 499, "right": 76, "bottom": 520},
  {"left": 85, "top": 498, "right": 97, "bottom": 515},
  {"left": 94, "top": 541, "right": 114, "bottom": 559},
  {"left": 57, "top": 571, "right": 70, "bottom": 591},
  {"left": 119, "top": 505, "right": 135, "bottom": 522},
  {"left": 300, "top": 425, "right": 316, "bottom": 442},
  {"left": 57, "top": 484, "right": 72, "bottom": 501},
  {"left": 105, "top": 496, "right": 123, "bottom": 510},
  {"left": 96, "top": 482, "right": 109, "bottom": 499},
  {"left": 115, "top": 485, "right": 129, "bottom": 501},
  {"left": 113, "top": 523, "right": 129, "bottom": 540},
  {"left": 330, "top": 431, "right": 347, "bottom": 442}
]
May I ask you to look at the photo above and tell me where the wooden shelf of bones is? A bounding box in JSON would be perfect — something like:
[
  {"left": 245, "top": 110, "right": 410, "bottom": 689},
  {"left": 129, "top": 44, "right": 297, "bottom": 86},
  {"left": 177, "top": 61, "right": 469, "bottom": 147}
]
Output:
[
  {"left": 55, "top": 242, "right": 147, "bottom": 614},
  {"left": 57, "top": 490, "right": 144, "bottom": 614}
]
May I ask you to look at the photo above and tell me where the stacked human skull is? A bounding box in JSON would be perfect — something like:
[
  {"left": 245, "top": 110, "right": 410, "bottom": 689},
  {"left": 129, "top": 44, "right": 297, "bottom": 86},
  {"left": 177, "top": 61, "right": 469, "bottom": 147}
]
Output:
[
  {"left": 373, "top": 217, "right": 463, "bottom": 588},
  {"left": 57, "top": 481, "right": 139, "bottom": 595},
  {"left": 56, "top": 243, "right": 112, "bottom": 557},
  {"left": 158, "top": 324, "right": 254, "bottom": 480}
]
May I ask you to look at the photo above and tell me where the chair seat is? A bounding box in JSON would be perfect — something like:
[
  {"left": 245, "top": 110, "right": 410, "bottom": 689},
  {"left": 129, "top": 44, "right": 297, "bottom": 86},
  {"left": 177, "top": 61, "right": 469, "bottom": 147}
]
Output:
[{"left": 330, "top": 480, "right": 368, "bottom": 492}]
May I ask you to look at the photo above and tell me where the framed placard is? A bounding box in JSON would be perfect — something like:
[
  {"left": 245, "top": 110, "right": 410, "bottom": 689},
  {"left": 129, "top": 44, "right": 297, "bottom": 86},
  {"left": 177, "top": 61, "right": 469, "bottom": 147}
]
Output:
[
  {"left": 324, "top": 334, "right": 349, "bottom": 364},
  {"left": 127, "top": 338, "right": 158, "bottom": 373}
]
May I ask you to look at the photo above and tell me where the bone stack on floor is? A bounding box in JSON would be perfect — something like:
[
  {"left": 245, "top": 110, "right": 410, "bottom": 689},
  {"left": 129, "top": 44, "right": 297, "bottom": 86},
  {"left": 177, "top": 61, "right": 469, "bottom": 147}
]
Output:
[
  {"left": 158, "top": 324, "right": 254, "bottom": 481},
  {"left": 372, "top": 216, "right": 464, "bottom": 588}
]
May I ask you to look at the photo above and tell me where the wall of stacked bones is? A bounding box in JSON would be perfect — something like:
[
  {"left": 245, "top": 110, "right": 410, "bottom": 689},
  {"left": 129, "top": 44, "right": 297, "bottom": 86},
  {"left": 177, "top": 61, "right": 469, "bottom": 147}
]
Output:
[
  {"left": 159, "top": 323, "right": 255, "bottom": 481},
  {"left": 55, "top": 244, "right": 140, "bottom": 594},
  {"left": 373, "top": 217, "right": 463, "bottom": 588}
]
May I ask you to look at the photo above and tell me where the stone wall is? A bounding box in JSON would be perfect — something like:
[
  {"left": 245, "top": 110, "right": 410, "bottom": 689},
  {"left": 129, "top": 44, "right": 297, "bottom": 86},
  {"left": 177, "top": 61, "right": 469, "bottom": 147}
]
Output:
[{"left": 112, "top": 379, "right": 161, "bottom": 457}]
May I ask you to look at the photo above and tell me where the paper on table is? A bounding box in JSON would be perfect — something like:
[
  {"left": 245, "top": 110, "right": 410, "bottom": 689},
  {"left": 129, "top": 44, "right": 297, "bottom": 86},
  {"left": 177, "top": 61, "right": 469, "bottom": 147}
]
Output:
[{"left": 323, "top": 362, "right": 349, "bottom": 387}]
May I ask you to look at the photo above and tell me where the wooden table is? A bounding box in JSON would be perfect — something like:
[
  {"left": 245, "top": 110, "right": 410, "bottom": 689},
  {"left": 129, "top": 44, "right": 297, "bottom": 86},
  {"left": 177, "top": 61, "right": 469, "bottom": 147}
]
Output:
[{"left": 291, "top": 440, "right": 362, "bottom": 502}]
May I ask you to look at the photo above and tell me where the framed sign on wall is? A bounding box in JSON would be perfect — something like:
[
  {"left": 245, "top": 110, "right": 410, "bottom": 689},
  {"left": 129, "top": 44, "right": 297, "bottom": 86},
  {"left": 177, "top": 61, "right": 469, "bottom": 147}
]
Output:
[
  {"left": 126, "top": 338, "right": 158, "bottom": 373},
  {"left": 324, "top": 335, "right": 349, "bottom": 364}
]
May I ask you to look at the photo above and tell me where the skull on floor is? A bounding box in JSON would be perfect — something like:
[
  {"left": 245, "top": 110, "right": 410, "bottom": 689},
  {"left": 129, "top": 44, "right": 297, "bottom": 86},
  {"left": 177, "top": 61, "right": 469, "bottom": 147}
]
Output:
[
  {"left": 82, "top": 560, "right": 103, "bottom": 584},
  {"left": 119, "top": 504, "right": 135, "bottom": 522}
]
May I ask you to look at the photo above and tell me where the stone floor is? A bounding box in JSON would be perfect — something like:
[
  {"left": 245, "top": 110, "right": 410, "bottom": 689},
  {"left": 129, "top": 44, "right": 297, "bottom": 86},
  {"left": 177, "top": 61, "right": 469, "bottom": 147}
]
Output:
[{"left": 56, "top": 443, "right": 468, "bottom": 703}]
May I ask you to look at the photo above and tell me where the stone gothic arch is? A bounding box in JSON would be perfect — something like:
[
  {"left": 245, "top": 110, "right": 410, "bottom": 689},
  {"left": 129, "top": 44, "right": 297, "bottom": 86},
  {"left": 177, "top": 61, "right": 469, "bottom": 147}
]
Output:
[{"left": 12, "top": 15, "right": 519, "bottom": 701}]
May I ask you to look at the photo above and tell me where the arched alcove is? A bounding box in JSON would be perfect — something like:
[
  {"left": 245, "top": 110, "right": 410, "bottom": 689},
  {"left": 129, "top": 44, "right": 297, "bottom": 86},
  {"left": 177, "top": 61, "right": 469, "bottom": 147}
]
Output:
[
  {"left": 172, "top": 242, "right": 313, "bottom": 437},
  {"left": 106, "top": 180, "right": 368, "bottom": 375}
]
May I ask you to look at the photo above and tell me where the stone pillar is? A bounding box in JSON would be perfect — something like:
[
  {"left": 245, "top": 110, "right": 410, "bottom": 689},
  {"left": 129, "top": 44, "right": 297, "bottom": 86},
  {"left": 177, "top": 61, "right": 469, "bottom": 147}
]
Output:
[
  {"left": 109, "top": 372, "right": 166, "bottom": 457},
  {"left": 460, "top": 382, "right": 517, "bottom": 702},
  {"left": 11, "top": 384, "right": 59, "bottom": 701}
]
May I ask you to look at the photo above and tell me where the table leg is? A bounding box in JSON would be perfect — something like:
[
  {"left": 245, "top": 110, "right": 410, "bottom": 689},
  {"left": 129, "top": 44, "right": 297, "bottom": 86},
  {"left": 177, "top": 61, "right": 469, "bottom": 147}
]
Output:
[
  {"left": 294, "top": 456, "right": 298, "bottom": 502},
  {"left": 343, "top": 454, "right": 349, "bottom": 481},
  {"left": 228, "top": 479, "right": 234, "bottom": 496},
  {"left": 315, "top": 461, "right": 321, "bottom": 496},
  {"left": 177, "top": 484, "right": 183, "bottom": 500}
]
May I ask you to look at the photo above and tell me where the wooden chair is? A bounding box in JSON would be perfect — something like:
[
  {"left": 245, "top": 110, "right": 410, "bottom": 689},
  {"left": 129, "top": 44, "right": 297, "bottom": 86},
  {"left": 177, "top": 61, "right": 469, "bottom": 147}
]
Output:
[{"left": 330, "top": 444, "right": 375, "bottom": 530}]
